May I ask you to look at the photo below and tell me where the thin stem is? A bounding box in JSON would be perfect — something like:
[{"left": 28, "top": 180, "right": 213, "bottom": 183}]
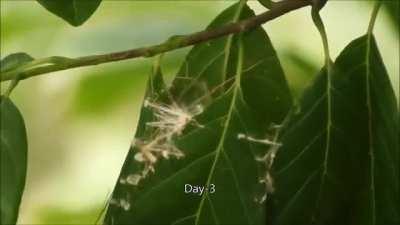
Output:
[
  {"left": 0, "top": 0, "right": 311, "bottom": 82},
  {"left": 221, "top": 0, "right": 247, "bottom": 83},
  {"left": 310, "top": 3, "right": 333, "bottom": 216},
  {"left": 368, "top": 0, "right": 382, "bottom": 35},
  {"left": 3, "top": 79, "right": 20, "bottom": 97},
  {"left": 311, "top": 8, "right": 331, "bottom": 63}
]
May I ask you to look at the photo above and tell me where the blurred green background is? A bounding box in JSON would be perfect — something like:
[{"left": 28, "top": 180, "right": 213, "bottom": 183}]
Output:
[{"left": 0, "top": 1, "right": 398, "bottom": 224}]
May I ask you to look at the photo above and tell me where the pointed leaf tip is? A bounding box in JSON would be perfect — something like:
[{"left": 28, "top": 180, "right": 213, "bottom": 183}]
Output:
[{"left": 37, "top": 0, "right": 102, "bottom": 26}]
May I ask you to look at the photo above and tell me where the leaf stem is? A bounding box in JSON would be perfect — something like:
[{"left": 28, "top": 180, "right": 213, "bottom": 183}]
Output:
[
  {"left": 367, "top": 0, "right": 382, "bottom": 35},
  {"left": 311, "top": 8, "right": 331, "bottom": 64},
  {"left": 0, "top": 0, "right": 311, "bottom": 82},
  {"left": 3, "top": 79, "right": 20, "bottom": 97},
  {"left": 310, "top": 2, "right": 333, "bottom": 215}
]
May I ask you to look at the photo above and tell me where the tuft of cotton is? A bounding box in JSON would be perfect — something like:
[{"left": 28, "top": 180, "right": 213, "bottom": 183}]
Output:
[
  {"left": 129, "top": 98, "right": 204, "bottom": 184},
  {"left": 144, "top": 99, "right": 203, "bottom": 138},
  {"left": 237, "top": 126, "right": 282, "bottom": 203},
  {"left": 109, "top": 198, "right": 131, "bottom": 211}
]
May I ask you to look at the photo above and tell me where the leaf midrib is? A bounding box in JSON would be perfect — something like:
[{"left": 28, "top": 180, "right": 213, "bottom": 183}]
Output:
[
  {"left": 194, "top": 2, "right": 247, "bottom": 220},
  {"left": 194, "top": 66, "right": 244, "bottom": 224},
  {"left": 365, "top": 32, "right": 376, "bottom": 225}
]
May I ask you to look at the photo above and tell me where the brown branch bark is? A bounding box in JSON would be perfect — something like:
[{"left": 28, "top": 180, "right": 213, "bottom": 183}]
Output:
[{"left": 1, "top": 0, "right": 311, "bottom": 82}]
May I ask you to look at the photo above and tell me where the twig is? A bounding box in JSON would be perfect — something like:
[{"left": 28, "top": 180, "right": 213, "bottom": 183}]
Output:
[{"left": 0, "top": 0, "right": 311, "bottom": 82}]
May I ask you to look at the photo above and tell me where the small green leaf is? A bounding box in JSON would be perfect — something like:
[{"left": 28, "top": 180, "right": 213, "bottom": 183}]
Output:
[
  {"left": 104, "top": 3, "right": 292, "bottom": 225},
  {"left": 0, "top": 53, "right": 34, "bottom": 73},
  {"left": 257, "top": 0, "right": 275, "bottom": 9},
  {"left": 0, "top": 97, "right": 28, "bottom": 225},
  {"left": 269, "top": 35, "right": 399, "bottom": 225},
  {"left": 37, "top": 0, "right": 102, "bottom": 26}
]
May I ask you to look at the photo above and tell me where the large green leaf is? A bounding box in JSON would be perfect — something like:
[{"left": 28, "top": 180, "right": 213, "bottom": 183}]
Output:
[
  {"left": 268, "top": 34, "right": 399, "bottom": 225},
  {"left": 104, "top": 2, "right": 292, "bottom": 225},
  {"left": 37, "top": 0, "right": 102, "bottom": 26},
  {"left": 0, "top": 97, "right": 28, "bottom": 225}
]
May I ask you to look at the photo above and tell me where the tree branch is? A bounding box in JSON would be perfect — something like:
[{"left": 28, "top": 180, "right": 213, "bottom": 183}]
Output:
[{"left": 1, "top": 0, "right": 311, "bottom": 82}]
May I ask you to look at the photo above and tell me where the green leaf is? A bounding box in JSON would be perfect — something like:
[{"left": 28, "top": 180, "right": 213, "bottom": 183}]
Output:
[
  {"left": 269, "top": 35, "right": 399, "bottom": 225},
  {"left": 37, "top": 0, "right": 102, "bottom": 26},
  {"left": 0, "top": 97, "right": 28, "bottom": 225},
  {"left": 257, "top": 0, "right": 275, "bottom": 9},
  {"left": 0, "top": 53, "right": 34, "bottom": 73},
  {"left": 104, "top": 3, "right": 292, "bottom": 225}
]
